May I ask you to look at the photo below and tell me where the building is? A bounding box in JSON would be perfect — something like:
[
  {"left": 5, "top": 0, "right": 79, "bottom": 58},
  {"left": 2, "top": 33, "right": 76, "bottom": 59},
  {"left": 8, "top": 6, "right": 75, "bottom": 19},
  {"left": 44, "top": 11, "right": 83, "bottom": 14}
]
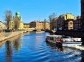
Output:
[
  {"left": 56, "top": 13, "right": 76, "bottom": 30},
  {"left": 13, "top": 12, "right": 24, "bottom": 30},
  {"left": 30, "top": 21, "right": 43, "bottom": 31},
  {"left": 63, "top": 13, "right": 76, "bottom": 20},
  {"left": 18, "top": 20, "right": 23, "bottom": 30},
  {"left": 62, "top": 13, "right": 76, "bottom": 30},
  {"left": 24, "top": 23, "right": 30, "bottom": 29},
  {"left": 58, "top": 13, "right": 81, "bottom": 31},
  {"left": 24, "top": 23, "right": 30, "bottom": 30},
  {"left": 50, "top": 13, "right": 77, "bottom": 31},
  {"left": 7, "top": 12, "right": 24, "bottom": 30},
  {"left": 9, "top": 20, "right": 15, "bottom": 30},
  {"left": 30, "top": 21, "right": 50, "bottom": 31},
  {"left": 74, "top": 16, "right": 81, "bottom": 30},
  {"left": 44, "top": 20, "right": 50, "bottom": 30}
]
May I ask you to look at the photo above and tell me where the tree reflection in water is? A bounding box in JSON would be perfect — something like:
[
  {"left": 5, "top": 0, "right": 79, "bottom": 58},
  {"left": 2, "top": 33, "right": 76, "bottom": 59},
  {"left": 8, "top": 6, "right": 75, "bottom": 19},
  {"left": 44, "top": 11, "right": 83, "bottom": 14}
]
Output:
[
  {"left": 13, "top": 36, "right": 21, "bottom": 51},
  {"left": 5, "top": 35, "right": 21, "bottom": 62},
  {"left": 5, "top": 41, "right": 12, "bottom": 62}
]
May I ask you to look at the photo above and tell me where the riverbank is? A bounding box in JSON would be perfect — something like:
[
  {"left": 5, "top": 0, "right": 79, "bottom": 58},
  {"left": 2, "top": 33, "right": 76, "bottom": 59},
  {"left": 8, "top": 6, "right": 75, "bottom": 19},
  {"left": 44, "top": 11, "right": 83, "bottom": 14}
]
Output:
[{"left": 0, "top": 31, "right": 23, "bottom": 42}]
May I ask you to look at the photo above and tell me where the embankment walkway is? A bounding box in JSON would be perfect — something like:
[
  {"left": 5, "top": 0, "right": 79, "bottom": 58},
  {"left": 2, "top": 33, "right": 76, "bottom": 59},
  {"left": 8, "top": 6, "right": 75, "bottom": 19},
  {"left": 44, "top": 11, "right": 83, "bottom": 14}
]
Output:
[{"left": 0, "top": 31, "right": 23, "bottom": 42}]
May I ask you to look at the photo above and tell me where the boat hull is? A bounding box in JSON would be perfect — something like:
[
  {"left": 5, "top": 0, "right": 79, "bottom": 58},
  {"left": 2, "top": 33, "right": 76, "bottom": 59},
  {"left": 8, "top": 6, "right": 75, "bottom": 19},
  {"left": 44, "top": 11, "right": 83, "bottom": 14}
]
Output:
[
  {"left": 46, "top": 40, "right": 82, "bottom": 47},
  {"left": 63, "top": 42, "right": 82, "bottom": 46}
]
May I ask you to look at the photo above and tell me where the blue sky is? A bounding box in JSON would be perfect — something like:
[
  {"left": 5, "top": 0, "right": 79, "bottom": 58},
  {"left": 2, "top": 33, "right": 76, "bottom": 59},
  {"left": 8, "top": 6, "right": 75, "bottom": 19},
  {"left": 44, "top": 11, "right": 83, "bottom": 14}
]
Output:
[{"left": 0, "top": 0, "right": 80, "bottom": 23}]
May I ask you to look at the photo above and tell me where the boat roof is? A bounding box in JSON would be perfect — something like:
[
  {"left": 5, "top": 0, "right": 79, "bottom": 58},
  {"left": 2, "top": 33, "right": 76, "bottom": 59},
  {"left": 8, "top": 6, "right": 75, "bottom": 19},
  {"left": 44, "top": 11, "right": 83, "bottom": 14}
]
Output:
[{"left": 46, "top": 35, "right": 62, "bottom": 37}]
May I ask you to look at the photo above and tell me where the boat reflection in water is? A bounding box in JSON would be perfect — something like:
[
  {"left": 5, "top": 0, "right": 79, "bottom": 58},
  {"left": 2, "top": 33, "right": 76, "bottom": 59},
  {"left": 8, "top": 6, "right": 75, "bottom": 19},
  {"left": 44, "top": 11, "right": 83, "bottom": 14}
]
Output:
[{"left": 56, "top": 44, "right": 63, "bottom": 51}]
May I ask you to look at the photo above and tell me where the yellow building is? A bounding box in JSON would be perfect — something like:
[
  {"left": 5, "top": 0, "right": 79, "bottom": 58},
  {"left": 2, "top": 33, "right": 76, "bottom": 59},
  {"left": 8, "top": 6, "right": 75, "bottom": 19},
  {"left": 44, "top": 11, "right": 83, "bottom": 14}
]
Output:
[
  {"left": 24, "top": 23, "right": 29, "bottom": 29},
  {"left": 13, "top": 12, "right": 24, "bottom": 30},
  {"left": 50, "top": 13, "right": 76, "bottom": 30},
  {"left": 63, "top": 13, "right": 76, "bottom": 20},
  {"left": 63, "top": 13, "right": 76, "bottom": 30},
  {"left": 18, "top": 21, "right": 23, "bottom": 30},
  {"left": 68, "top": 21, "right": 74, "bottom": 30},
  {"left": 9, "top": 20, "right": 14, "bottom": 30},
  {"left": 30, "top": 21, "right": 50, "bottom": 31},
  {"left": 30, "top": 21, "right": 43, "bottom": 31}
]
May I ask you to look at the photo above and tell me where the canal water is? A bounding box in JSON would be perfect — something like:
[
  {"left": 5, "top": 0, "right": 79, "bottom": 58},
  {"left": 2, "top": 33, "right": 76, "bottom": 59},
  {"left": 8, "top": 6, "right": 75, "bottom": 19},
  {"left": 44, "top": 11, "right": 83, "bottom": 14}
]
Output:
[{"left": 0, "top": 32, "right": 83, "bottom": 62}]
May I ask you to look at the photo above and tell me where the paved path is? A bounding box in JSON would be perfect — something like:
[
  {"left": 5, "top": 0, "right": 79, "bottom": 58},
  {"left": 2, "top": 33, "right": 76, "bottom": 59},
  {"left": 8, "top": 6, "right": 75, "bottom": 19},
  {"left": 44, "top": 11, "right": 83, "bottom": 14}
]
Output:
[{"left": 0, "top": 31, "right": 23, "bottom": 42}]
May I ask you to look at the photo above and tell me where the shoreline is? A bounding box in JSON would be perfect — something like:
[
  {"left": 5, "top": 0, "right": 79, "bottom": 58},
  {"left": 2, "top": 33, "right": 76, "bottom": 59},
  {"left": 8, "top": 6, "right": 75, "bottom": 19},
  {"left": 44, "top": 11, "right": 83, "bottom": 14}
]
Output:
[{"left": 0, "top": 31, "right": 23, "bottom": 42}]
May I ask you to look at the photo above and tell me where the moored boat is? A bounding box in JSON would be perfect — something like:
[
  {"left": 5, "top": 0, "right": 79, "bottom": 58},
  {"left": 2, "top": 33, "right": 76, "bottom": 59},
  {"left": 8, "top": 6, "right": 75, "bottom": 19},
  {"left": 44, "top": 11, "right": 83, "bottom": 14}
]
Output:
[{"left": 46, "top": 35, "right": 82, "bottom": 47}]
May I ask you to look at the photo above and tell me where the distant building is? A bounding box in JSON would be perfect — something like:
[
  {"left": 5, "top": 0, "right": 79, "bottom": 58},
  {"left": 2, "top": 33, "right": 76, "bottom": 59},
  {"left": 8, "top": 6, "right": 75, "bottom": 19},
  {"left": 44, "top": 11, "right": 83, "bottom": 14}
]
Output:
[
  {"left": 30, "top": 21, "right": 43, "bottom": 31},
  {"left": 24, "top": 23, "right": 30, "bottom": 29},
  {"left": 30, "top": 21, "right": 50, "bottom": 31}
]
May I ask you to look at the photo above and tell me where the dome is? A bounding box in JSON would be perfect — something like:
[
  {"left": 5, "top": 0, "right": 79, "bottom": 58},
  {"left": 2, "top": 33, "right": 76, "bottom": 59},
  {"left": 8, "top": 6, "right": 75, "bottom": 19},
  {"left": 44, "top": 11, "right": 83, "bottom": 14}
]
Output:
[
  {"left": 15, "top": 12, "right": 22, "bottom": 21},
  {"left": 16, "top": 12, "right": 20, "bottom": 15},
  {"left": 15, "top": 12, "right": 20, "bottom": 17}
]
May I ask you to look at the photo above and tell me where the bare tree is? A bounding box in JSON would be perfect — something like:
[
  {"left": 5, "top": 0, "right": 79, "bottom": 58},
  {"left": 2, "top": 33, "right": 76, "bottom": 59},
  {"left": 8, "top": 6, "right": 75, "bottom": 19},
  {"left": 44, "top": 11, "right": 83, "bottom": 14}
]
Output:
[
  {"left": 49, "top": 13, "right": 56, "bottom": 30},
  {"left": 5, "top": 10, "right": 12, "bottom": 30},
  {"left": 49, "top": 13, "right": 56, "bottom": 21}
]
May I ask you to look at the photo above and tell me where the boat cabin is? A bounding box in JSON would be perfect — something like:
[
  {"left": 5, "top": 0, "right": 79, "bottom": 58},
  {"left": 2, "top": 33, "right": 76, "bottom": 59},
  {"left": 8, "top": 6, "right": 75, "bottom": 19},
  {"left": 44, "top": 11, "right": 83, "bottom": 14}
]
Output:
[{"left": 46, "top": 35, "right": 62, "bottom": 43}]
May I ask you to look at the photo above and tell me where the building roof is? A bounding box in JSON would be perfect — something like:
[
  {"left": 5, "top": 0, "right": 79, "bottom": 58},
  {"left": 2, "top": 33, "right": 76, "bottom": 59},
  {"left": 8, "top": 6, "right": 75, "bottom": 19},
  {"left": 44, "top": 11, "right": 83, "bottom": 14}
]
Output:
[{"left": 24, "top": 23, "right": 29, "bottom": 25}]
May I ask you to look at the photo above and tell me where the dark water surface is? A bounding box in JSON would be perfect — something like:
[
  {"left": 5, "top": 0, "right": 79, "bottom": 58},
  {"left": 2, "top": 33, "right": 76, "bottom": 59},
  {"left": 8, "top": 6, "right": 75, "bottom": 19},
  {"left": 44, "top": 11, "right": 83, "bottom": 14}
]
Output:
[{"left": 0, "top": 32, "right": 83, "bottom": 62}]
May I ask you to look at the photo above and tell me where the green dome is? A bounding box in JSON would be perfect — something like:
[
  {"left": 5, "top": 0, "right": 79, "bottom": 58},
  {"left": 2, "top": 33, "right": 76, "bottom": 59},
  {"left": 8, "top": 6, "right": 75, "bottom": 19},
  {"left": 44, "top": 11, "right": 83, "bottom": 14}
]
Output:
[
  {"left": 15, "top": 12, "right": 20, "bottom": 17},
  {"left": 15, "top": 12, "right": 22, "bottom": 21},
  {"left": 15, "top": 12, "right": 20, "bottom": 15}
]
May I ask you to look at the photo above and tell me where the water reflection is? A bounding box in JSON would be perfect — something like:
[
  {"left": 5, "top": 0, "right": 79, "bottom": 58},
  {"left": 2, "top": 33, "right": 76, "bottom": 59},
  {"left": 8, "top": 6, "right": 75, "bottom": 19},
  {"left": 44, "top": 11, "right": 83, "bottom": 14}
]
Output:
[
  {"left": 0, "top": 33, "right": 83, "bottom": 62},
  {"left": 81, "top": 50, "right": 84, "bottom": 62},
  {"left": 56, "top": 45, "right": 63, "bottom": 51},
  {"left": 5, "top": 35, "right": 21, "bottom": 62},
  {"left": 13, "top": 36, "right": 21, "bottom": 51},
  {"left": 5, "top": 41, "right": 12, "bottom": 62},
  {"left": 46, "top": 42, "right": 63, "bottom": 52}
]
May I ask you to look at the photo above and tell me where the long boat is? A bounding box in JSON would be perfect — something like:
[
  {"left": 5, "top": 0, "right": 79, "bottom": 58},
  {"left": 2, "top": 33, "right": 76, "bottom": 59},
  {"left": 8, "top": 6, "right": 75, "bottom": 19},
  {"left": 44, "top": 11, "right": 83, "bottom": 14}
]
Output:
[{"left": 46, "top": 35, "right": 82, "bottom": 46}]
